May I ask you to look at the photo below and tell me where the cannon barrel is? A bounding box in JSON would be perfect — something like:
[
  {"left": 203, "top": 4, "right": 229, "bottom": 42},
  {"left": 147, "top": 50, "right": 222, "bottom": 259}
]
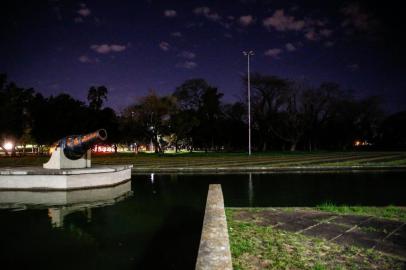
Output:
[{"left": 57, "top": 129, "right": 108, "bottom": 160}]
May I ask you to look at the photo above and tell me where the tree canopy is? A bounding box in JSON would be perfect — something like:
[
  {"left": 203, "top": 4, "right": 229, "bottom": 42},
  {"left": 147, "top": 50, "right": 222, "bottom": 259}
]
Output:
[{"left": 0, "top": 73, "right": 403, "bottom": 155}]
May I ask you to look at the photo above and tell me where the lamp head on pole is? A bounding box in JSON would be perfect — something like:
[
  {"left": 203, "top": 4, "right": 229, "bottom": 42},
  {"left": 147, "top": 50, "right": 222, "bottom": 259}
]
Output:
[{"left": 243, "top": 50, "right": 254, "bottom": 56}]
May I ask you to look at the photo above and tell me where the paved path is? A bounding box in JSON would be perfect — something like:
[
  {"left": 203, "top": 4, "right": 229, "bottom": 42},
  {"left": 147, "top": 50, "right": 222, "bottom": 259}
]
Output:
[{"left": 232, "top": 208, "right": 406, "bottom": 260}]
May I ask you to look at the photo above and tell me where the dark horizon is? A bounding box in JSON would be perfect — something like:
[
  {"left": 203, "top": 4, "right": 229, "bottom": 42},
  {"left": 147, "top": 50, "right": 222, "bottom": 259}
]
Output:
[{"left": 1, "top": 0, "right": 405, "bottom": 113}]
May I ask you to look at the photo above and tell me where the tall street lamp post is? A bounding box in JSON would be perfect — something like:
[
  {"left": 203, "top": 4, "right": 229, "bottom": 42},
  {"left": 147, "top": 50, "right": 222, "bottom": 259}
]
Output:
[{"left": 243, "top": 50, "right": 254, "bottom": 156}]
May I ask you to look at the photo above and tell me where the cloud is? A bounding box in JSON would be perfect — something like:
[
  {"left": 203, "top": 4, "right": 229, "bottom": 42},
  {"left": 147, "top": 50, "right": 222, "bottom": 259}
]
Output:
[
  {"left": 91, "top": 44, "right": 111, "bottom": 54},
  {"left": 239, "top": 15, "right": 255, "bottom": 26},
  {"left": 110, "top": 44, "right": 126, "bottom": 52},
  {"left": 206, "top": 13, "right": 221, "bottom": 22},
  {"left": 90, "top": 44, "right": 127, "bottom": 54},
  {"left": 285, "top": 43, "right": 296, "bottom": 52},
  {"left": 78, "top": 55, "right": 98, "bottom": 63},
  {"left": 79, "top": 55, "right": 91, "bottom": 63},
  {"left": 305, "top": 30, "right": 318, "bottom": 41},
  {"left": 341, "top": 3, "right": 371, "bottom": 32},
  {"left": 320, "top": 29, "right": 333, "bottom": 37},
  {"left": 194, "top": 6, "right": 210, "bottom": 15},
  {"left": 324, "top": 41, "right": 335, "bottom": 47},
  {"left": 74, "top": 17, "right": 84, "bottom": 23},
  {"left": 348, "top": 63, "right": 359, "bottom": 71},
  {"left": 77, "top": 7, "right": 91, "bottom": 17},
  {"left": 159, "top": 41, "right": 170, "bottom": 51},
  {"left": 178, "top": 51, "right": 196, "bottom": 59},
  {"left": 194, "top": 6, "right": 221, "bottom": 22},
  {"left": 171, "top": 32, "right": 182, "bottom": 37},
  {"left": 164, "top": 10, "right": 177, "bottom": 17},
  {"left": 263, "top": 9, "right": 305, "bottom": 31},
  {"left": 264, "top": 48, "right": 282, "bottom": 58},
  {"left": 176, "top": 61, "right": 197, "bottom": 69},
  {"left": 75, "top": 3, "right": 92, "bottom": 23}
]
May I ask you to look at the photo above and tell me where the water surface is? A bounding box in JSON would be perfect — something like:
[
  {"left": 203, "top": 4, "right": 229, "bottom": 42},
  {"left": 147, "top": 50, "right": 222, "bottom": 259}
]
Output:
[{"left": 0, "top": 172, "right": 405, "bottom": 269}]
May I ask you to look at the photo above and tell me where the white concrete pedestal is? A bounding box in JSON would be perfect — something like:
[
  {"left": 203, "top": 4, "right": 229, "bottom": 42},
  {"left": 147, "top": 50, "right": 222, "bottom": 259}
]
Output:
[
  {"left": 43, "top": 148, "right": 91, "bottom": 169},
  {"left": 0, "top": 165, "right": 133, "bottom": 190}
]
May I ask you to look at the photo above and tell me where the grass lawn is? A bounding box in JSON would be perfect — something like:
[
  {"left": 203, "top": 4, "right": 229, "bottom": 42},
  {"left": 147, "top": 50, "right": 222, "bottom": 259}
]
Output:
[
  {"left": 0, "top": 151, "right": 406, "bottom": 170},
  {"left": 226, "top": 208, "right": 405, "bottom": 270},
  {"left": 315, "top": 203, "right": 406, "bottom": 222}
]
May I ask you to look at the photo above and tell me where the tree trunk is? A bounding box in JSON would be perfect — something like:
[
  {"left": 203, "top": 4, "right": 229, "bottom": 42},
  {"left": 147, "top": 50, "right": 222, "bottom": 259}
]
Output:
[
  {"left": 135, "top": 145, "right": 139, "bottom": 154},
  {"left": 11, "top": 146, "right": 17, "bottom": 156},
  {"left": 175, "top": 140, "right": 179, "bottom": 153},
  {"left": 290, "top": 142, "right": 297, "bottom": 151},
  {"left": 154, "top": 135, "right": 163, "bottom": 154},
  {"left": 0, "top": 145, "right": 9, "bottom": 156},
  {"left": 262, "top": 141, "right": 267, "bottom": 152}
]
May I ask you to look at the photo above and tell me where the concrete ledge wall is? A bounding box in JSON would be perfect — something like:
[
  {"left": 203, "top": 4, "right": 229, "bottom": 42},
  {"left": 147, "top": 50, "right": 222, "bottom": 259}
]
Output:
[
  {"left": 0, "top": 166, "right": 132, "bottom": 190},
  {"left": 196, "top": 184, "right": 232, "bottom": 270}
]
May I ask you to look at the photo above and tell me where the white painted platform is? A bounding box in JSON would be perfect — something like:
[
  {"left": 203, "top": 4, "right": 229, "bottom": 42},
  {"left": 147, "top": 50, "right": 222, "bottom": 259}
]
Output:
[{"left": 0, "top": 165, "right": 133, "bottom": 190}]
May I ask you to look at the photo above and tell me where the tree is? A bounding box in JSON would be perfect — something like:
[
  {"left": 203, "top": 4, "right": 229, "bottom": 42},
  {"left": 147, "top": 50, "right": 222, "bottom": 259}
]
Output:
[
  {"left": 173, "top": 79, "right": 224, "bottom": 151},
  {"left": 173, "top": 79, "right": 210, "bottom": 111},
  {"left": 119, "top": 109, "right": 148, "bottom": 153},
  {"left": 319, "top": 92, "right": 383, "bottom": 150},
  {"left": 248, "top": 73, "right": 290, "bottom": 151},
  {"left": 127, "top": 91, "right": 176, "bottom": 153},
  {"left": 30, "top": 93, "right": 90, "bottom": 145},
  {"left": 87, "top": 86, "right": 108, "bottom": 110},
  {"left": 269, "top": 83, "right": 306, "bottom": 151},
  {"left": 0, "top": 74, "right": 35, "bottom": 155},
  {"left": 301, "top": 82, "right": 341, "bottom": 151},
  {"left": 197, "top": 86, "right": 224, "bottom": 151},
  {"left": 220, "top": 102, "right": 247, "bottom": 151},
  {"left": 378, "top": 111, "right": 406, "bottom": 150},
  {"left": 169, "top": 109, "right": 199, "bottom": 152}
]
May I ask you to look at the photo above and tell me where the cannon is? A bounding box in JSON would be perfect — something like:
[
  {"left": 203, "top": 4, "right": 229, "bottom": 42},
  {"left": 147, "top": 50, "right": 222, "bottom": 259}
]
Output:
[
  {"left": 56, "top": 129, "right": 108, "bottom": 160},
  {"left": 44, "top": 129, "right": 107, "bottom": 169}
]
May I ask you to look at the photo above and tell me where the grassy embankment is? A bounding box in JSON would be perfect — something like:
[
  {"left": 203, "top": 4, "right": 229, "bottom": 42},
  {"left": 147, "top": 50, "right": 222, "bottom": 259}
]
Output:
[
  {"left": 1, "top": 151, "right": 406, "bottom": 170},
  {"left": 226, "top": 206, "right": 406, "bottom": 270},
  {"left": 316, "top": 203, "right": 406, "bottom": 222}
]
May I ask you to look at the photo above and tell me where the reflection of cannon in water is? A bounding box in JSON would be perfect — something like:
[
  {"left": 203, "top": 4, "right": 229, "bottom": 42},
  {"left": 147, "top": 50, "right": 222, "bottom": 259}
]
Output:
[
  {"left": 0, "top": 180, "right": 132, "bottom": 227},
  {"left": 44, "top": 129, "right": 107, "bottom": 169}
]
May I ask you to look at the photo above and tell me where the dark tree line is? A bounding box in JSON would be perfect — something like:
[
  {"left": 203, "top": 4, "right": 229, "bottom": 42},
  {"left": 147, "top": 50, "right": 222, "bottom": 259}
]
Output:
[
  {"left": 1, "top": 73, "right": 405, "bottom": 155},
  {"left": 0, "top": 74, "right": 118, "bottom": 155}
]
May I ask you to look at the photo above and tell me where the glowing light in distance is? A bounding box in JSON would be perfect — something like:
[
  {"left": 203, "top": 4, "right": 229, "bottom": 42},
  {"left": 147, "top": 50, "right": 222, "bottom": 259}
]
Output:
[{"left": 3, "top": 142, "right": 13, "bottom": 151}]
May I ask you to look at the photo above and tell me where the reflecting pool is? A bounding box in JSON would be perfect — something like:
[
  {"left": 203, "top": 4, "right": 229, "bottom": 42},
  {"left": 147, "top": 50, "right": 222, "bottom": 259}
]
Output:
[{"left": 0, "top": 172, "right": 405, "bottom": 269}]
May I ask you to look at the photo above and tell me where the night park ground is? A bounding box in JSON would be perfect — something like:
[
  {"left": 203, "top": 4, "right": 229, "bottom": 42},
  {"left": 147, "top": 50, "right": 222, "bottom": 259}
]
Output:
[
  {"left": 1, "top": 151, "right": 405, "bottom": 269},
  {"left": 1, "top": 151, "right": 406, "bottom": 171}
]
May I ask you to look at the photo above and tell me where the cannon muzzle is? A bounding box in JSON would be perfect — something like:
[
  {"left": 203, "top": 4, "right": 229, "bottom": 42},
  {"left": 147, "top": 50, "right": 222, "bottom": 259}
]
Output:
[{"left": 57, "top": 129, "right": 108, "bottom": 160}]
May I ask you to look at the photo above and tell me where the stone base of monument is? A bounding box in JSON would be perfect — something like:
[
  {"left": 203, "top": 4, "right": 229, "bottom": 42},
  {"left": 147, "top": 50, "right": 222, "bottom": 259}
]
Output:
[
  {"left": 43, "top": 148, "right": 92, "bottom": 169},
  {"left": 0, "top": 165, "right": 133, "bottom": 190}
]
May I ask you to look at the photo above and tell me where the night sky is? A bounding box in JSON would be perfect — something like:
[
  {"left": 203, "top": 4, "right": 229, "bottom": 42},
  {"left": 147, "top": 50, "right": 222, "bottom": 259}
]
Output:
[{"left": 1, "top": 0, "right": 405, "bottom": 112}]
